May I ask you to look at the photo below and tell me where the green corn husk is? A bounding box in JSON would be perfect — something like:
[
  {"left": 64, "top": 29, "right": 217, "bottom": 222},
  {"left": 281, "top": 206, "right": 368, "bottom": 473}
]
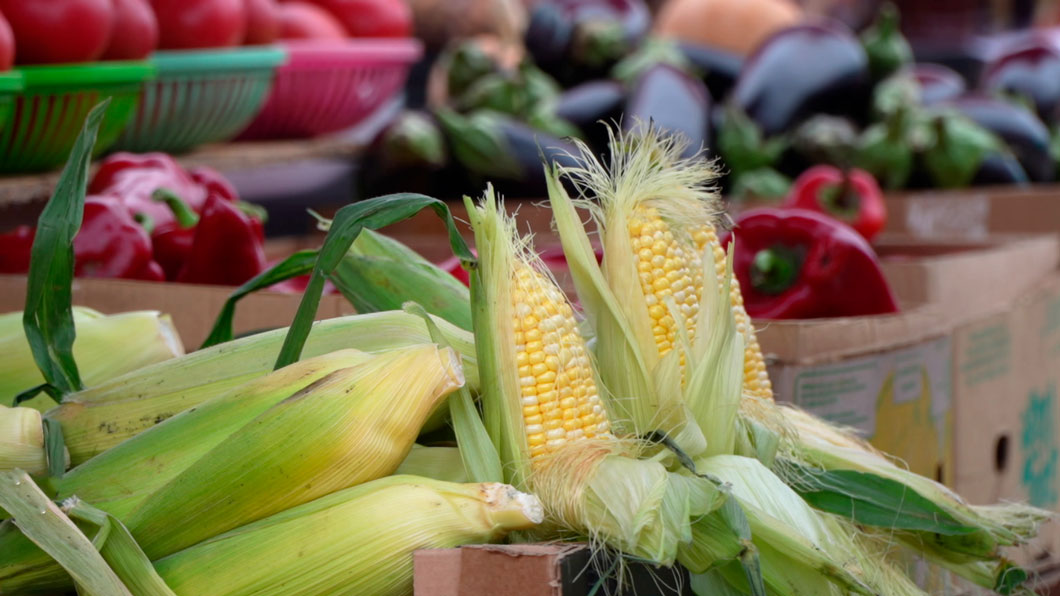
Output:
[
  {"left": 396, "top": 445, "right": 470, "bottom": 483},
  {"left": 0, "top": 345, "right": 464, "bottom": 594},
  {"left": 46, "top": 310, "right": 477, "bottom": 465},
  {"left": 126, "top": 344, "right": 464, "bottom": 559},
  {"left": 332, "top": 228, "right": 473, "bottom": 331},
  {"left": 152, "top": 476, "right": 543, "bottom": 596},
  {"left": 0, "top": 405, "right": 68, "bottom": 477},
  {"left": 0, "top": 308, "right": 183, "bottom": 411}
]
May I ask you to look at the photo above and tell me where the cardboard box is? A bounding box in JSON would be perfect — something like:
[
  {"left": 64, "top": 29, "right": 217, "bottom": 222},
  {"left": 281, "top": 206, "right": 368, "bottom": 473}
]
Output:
[
  {"left": 0, "top": 275, "right": 353, "bottom": 351},
  {"left": 413, "top": 544, "right": 690, "bottom": 596},
  {"left": 952, "top": 273, "right": 1060, "bottom": 571},
  {"left": 884, "top": 186, "right": 1060, "bottom": 241}
]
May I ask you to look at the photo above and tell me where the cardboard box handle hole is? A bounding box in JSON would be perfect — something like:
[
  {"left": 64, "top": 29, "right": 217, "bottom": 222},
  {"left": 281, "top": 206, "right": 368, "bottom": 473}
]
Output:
[{"left": 994, "top": 435, "right": 1009, "bottom": 472}]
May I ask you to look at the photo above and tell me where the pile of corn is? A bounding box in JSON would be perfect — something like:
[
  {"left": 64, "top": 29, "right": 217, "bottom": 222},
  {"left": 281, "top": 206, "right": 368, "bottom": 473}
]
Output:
[{"left": 0, "top": 125, "right": 1051, "bottom": 596}]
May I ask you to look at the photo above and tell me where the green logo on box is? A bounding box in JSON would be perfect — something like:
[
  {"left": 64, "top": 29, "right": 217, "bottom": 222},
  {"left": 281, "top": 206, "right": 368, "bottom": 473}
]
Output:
[{"left": 1022, "top": 384, "right": 1058, "bottom": 507}]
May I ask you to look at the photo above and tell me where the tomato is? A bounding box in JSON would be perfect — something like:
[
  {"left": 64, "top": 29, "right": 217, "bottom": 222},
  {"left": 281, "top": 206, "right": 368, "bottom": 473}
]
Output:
[
  {"left": 102, "top": 0, "right": 158, "bottom": 60},
  {"left": 0, "top": 10, "right": 13, "bottom": 70},
  {"left": 277, "top": 2, "right": 346, "bottom": 39},
  {"left": 243, "top": 0, "right": 280, "bottom": 44},
  {"left": 149, "top": 0, "right": 247, "bottom": 49},
  {"left": 295, "top": 0, "right": 411, "bottom": 38},
  {"left": 0, "top": 0, "right": 114, "bottom": 64}
]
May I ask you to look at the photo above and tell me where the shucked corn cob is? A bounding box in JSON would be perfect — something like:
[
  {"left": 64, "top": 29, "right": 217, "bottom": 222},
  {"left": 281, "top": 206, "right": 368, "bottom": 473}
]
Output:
[
  {"left": 0, "top": 308, "right": 183, "bottom": 411},
  {"left": 152, "top": 476, "right": 542, "bottom": 596},
  {"left": 0, "top": 345, "right": 464, "bottom": 593},
  {"left": 46, "top": 310, "right": 477, "bottom": 465}
]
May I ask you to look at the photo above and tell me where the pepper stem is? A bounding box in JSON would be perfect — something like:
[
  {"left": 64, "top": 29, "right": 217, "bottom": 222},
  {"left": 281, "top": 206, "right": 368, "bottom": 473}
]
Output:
[
  {"left": 750, "top": 246, "right": 802, "bottom": 295},
  {"left": 818, "top": 175, "right": 861, "bottom": 220},
  {"left": 151, "top": 188, "right": 199, "bottom": 229}
]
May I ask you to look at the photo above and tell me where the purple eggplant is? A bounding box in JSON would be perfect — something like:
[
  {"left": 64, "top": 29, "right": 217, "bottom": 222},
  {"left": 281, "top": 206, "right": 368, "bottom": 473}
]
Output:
[
  {"left": 525, "top": 0, "right": 650, "bottom": 85},
  {"left": 912, "top": 63, "right": 967, "bottom": 105},
  {"left": 359, "top": 111, "right": 463, "bottom": 198},
  {"left": 981, "top": 37, "right": 1060, "bottom": 124},
  {"left": 972, "top": 151, "right": 1029, "bottom": 187},
  {"left": 624, "top": 63, "right": 712, "bottom": 158},
  {"left": 436, "top": 108, "right": 582, "bottom": 197},
  {"left": 675, "top": 42, "right": 744, "bottom": 100},
  {"left": 732, "top": 20, "right": 871, "bottom": 137},
  {"left": 947, "top": 95, "right": 1054, "bottom": 182},
  {"left": 554, "top": 79, "right": 626, "bottom": 151}
]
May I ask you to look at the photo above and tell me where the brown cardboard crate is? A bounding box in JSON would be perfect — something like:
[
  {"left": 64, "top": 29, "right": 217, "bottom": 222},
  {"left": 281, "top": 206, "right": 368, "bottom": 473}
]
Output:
[
  {"left": 952, "top": 273, "right": 1060, "bottom": 571},
  {"left": 414, "top": 544, "right": 690, "bottom": 596},
  {"left": 884, "top": 186, "right": 1060, "bottom": 241},
  {"left": 0, "top": 275, "right": 353, "bottom": 351}
]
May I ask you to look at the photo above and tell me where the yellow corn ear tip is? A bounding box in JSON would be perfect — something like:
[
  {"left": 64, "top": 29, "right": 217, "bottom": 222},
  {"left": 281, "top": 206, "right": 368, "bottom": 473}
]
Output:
[{"left": 557, "top": 120, "right": 723, "bottom": 237}]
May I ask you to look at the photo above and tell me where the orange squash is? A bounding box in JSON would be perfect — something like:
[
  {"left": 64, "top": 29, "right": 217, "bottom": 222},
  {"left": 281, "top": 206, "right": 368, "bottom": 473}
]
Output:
[{"left": 654, "top": 0, "right": 803, "bottom": 56}]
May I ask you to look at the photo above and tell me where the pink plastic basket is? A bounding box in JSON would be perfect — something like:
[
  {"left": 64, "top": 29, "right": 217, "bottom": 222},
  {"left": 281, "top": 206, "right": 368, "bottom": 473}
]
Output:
[{"left": 236, "top": 39, "right": 421, "bottom": 140}]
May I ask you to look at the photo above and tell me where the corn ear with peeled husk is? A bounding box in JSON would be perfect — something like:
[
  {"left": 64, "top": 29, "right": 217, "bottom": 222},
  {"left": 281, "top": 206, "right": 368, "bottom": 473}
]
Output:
[
  {"left": 125, "top": 343, "right": 464, "bottom": 560},
  {"left": 547, "top": 127, "right": 746, "bottom": 459},
  {"left": 465, "top": 187, "right": 739, "bottom": 569},
  {"left": 152, "top": 476, "right": 542, "bottom": 596},
  {"left": 0, "top": 405, "right": 67, "bottom": 476},
  {"left": 0, "top": 308, "right": 183, "bottom": 411},
  {"left": 0, "top": 349, "right": 382, "bottom": 594},
  {"left": 331, "top": 228, "right": 473, "bottom": 331},
  {"left": 396, "top": 445, "right": 470, "bottom": 483},
  {"left": 46, "top": 310, "right": 477, "bottom": 465}
]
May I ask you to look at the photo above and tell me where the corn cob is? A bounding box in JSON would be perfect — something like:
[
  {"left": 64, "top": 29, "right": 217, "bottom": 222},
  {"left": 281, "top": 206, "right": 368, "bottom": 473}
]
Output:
[
  {"left": 466, "top": 187, "right": 735, "bottom": 566},
  {"left": 396, "top": 445, "right": 470, "bottom": 483},
  {"left": 557, "top": 125, "right": 772, "bottom": 405},
  {"left": 0, "top": 349, "right": 379, "bottom": 594},
  {"left": 152, "top": 476, "right": 542, "bottom": 596},
  {"left": 0, "top": 345, "right": 463, "bottom": 593},
  {"left": 47, "top": 310, "right": 477, "bottom": 465},
  {"left": 126, "top": 343, "right": 464, "bottom": 559},
  {"left": 0, "top": 308, "right": 183, "bottom": 411}
]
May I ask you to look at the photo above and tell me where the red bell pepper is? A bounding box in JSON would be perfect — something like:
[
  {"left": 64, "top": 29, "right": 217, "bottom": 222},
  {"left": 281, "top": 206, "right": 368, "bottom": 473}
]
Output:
[
  {"left": 722, "top": 208, "right": 899, "bottom": 320},
  {"left": 90, "top": 153, "right": 210, "bottom": 228},
  {"left": 782, "top": 165, "right": 887, "bottom": 242},
  {"left": 150, "top": 189, "right": 201, "bottom": 281},
  {"left": 176, "top": 194, "right": 267, "bottom": 286},
  {"left": 188, "top": 166, "right": 240, "bottom": 202},
  {"left": 0, "top": 225, "right": 34, "bottom": 272}
]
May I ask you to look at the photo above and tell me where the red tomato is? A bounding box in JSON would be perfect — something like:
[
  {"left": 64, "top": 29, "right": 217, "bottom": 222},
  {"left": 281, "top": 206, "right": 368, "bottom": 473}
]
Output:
[
  {"left": 243, "top": 0, "right": 280, "bottom": 44},
  {"left": 0, "top": 10, "right": 13, "bottom": 70},
  {"left": 101, "top": 0, "right": 158, "bottom": 60},
  {"left": 149, "top": 0, "right": 247, "bottom": 49},
  {"left": 0, "top": 0, "right": 114, "bottom": 64},
  {"left": 277, "top": 2, "right": 346, "bottom": 39},
  {"left": 296, "top": 0, "right": 411, "bottom": 38}
]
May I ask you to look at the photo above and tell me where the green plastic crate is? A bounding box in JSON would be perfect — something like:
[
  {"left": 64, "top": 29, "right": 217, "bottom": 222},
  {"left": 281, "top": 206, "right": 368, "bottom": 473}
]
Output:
[
  {"left": 0, "top": 71, "right": 23, "bottom": 139},
  {"left": 0, "top": 63, "right": 152, "bottom": 173},
  {"left": 112, "top": 47, "right": 286, "bottom": 154}
]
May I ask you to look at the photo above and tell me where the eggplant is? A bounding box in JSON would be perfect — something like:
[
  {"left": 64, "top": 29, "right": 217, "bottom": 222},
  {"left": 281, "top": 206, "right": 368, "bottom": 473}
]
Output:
[
  {"left": 982, "top": 38, "right": 1060, "bottom": 124},
  {"left": 972, "top": 151, "right": 1029, "bottom": 187},
  {"left": 436, "top": 109, "right": 582, "bottom": 197},
  {"left": 554, "top": 79, "right": 626, "bottom": 151},
  {"left": 624, "top": 64, "right": 712, "bottom": 158},
  {"left": 525, "top": 0, "right": 650, "bottom": 86},
  {"left": 732, "top": 20, "right": 871, "bottom": 137},
  {"left": 912, "top": 63, "right": 966, "bottom": 105},
  {"left": 359, "top": 111, "right": 462, "bottom": 198},
  {"left": 675, "top": 42, "right": 744, "bottom": 100},
  {"left": 947, "top": 95, "right": 1054, "bottom": 183}
]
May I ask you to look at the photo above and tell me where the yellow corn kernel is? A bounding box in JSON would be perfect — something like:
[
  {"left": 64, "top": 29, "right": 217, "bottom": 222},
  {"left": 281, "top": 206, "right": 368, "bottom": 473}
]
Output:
[
  {"left": 693, "top": 225, "right": 773, "bottom": 401},
  {"left": 512, "top": 263, "right": 610, "bottom": 463}
]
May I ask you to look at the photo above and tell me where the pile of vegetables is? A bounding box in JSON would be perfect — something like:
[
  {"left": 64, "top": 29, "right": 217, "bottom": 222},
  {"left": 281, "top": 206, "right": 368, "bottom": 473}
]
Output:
[
  {"left": 0, "top": 102, "right": 1051, "bottom": 596},
  {"left": 369, "top": 0, "right": 1060, "bottom": 202}
]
